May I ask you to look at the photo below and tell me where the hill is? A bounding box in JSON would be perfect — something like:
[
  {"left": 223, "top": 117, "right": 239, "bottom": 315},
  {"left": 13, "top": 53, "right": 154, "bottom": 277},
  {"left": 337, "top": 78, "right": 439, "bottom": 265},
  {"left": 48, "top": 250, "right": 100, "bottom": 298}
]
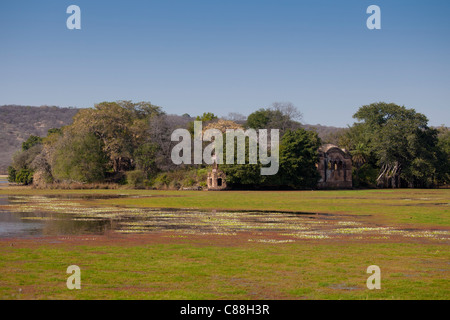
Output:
[
  {"left": 301, "top": 124, "right": 348, "bottom": 145},
  {"left": 0, "top": 105, "right": 80, "bottom": 174}
]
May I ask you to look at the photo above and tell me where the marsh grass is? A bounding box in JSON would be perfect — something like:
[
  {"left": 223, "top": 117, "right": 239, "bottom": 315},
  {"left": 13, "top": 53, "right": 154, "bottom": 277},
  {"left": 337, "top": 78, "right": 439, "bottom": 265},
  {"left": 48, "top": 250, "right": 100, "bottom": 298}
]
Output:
[
  {"left": 50, "top": 188, "right": 450, "bottom": 226},
  {"left": 2, "top": 194, "right": 449, "bottom": 241}
]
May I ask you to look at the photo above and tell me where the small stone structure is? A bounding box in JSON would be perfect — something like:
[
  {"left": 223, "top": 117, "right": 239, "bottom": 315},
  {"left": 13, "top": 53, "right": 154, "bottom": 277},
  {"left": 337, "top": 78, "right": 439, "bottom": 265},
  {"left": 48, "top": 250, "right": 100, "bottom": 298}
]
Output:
[
  {"left": 317, "top": 144, "right": 352, "bottom": 189},
  {"left": 207, "top": 163, "right": 227, "bottom": 190}
]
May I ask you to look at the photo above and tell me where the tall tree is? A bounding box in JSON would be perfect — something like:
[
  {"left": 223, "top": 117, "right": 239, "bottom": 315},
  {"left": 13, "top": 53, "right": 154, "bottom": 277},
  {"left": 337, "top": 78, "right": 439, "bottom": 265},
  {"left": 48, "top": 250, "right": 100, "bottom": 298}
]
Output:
[
  {"left": 275, "top": 128, "right": 321, "bottom": 189},
  {"left": 246, "top": 102, "right": 302, "bottom": 135},
  {"left": 69, "top": 101, "right": 162, "bottom": 173},
  {"left": 222, "top": 127, "right": 321, "bottom": 189},
  {"left": 52, "top": 131, "right": 108, "bottom": 183},
  {"left": 352, "top": 102, "right": 443, "bottom": 188}
]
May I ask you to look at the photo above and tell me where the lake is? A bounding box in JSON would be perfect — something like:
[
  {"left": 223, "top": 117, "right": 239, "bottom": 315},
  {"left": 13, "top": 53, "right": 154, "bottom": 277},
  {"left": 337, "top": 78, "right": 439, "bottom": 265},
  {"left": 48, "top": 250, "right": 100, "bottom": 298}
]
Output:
[{"left": 0, "top": 194, "right": 449, "bottom": 242}]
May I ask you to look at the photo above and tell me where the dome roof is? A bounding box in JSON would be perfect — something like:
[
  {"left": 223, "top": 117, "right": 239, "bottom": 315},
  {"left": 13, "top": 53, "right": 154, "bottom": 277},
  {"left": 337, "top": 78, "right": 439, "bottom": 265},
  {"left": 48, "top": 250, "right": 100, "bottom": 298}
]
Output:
[{"left": 318, "top": 144, "right": 349, "bottom": 154}]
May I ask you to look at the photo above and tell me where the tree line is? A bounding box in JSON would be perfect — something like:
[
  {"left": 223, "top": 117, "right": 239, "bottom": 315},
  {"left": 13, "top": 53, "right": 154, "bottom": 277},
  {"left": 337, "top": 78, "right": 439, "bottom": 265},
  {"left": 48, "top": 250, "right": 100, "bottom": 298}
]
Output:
[{"left": 7, "top": 101, "right": 450, "bottom": 189}]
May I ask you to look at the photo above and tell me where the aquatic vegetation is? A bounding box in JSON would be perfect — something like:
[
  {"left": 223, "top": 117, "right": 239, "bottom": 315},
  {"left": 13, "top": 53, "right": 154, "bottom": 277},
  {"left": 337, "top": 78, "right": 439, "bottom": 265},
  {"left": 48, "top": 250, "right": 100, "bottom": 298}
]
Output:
[
  {"left": 337, "top": 221, "right": 361, "bottom": 226},
  {"left": 19, "top": 217, "right": 65, "bottom": 221},
  {"left": 248, "top": 239, "right": 295, "bottom": 244},
  {"left": 0, "top": 194, "right": 449, "bottom": 242},
  {"left": 287, "top": 232, "right": 331, "bottom": 239},
  {"left": 335, "top": 227, "right": 388, "bottom": 234}
]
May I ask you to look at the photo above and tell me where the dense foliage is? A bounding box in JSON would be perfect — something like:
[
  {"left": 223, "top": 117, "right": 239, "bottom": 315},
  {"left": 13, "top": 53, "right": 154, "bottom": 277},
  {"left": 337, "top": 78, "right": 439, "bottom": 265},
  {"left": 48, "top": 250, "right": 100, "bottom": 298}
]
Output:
[
  {"left": 339, "top": 103, "right": 449, "bottom": 188},
  {"left": 6, "top": 101, "right": 449, "bottom": 189},
  {"left": 221, "top": 105, "right": 320, "bottom": 189}
]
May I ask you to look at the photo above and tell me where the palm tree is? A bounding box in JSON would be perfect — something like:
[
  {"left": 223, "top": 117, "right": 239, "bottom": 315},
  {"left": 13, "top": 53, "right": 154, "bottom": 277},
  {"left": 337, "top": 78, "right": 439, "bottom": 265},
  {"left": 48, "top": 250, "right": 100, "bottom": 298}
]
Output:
[{"left": 351, "top": 143, "right": 369, "bottom": 169}]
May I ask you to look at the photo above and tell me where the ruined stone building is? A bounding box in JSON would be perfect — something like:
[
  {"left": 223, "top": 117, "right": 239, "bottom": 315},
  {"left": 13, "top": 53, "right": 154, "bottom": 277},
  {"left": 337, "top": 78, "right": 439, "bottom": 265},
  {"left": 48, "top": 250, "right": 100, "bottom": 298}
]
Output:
[
  {"left": 207, "top": 163, "right": 227, "bottom": 190},
  {"left": 317, "top": 144, "right": 352, "bottom": 189}
]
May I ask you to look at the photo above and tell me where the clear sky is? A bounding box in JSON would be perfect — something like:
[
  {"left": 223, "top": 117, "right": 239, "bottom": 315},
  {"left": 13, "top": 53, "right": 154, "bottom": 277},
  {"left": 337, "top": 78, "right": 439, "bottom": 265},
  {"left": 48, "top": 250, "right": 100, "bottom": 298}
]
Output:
[{"left": 0, "top": 0, "right": 449, "bottom": 127}]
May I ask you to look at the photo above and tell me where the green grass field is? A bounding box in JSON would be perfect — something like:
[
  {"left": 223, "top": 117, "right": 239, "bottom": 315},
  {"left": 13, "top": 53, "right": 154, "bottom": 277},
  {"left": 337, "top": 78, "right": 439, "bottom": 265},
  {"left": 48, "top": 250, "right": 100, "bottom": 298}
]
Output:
[
  {"left": 0, "top": 187, "right": 449, "bottom": 299},
  {"left": 1, "top": 241, "right": 448, "bottom": 300}
]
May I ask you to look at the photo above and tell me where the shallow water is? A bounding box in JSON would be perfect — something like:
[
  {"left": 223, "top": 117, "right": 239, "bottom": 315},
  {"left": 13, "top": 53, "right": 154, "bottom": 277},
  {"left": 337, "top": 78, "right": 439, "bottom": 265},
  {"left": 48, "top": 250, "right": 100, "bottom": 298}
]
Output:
[{"left": 0, "top": 194, "right": 449, "bottom": 242}]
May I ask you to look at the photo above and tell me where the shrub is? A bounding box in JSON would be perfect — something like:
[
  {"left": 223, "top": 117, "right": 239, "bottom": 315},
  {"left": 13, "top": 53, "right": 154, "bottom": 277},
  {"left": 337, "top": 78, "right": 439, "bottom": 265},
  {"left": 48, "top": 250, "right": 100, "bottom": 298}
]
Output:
[
  {"left": 152, "top": 168, "right": 207, "bottom": 190},
  {"left": 126, "top": 170, "right": 145, "bottom": 188},
  {"left": 7, "top": 166, "right": 16, "bottom": 183},
  {"left": 22, "top": 135, "right": 43, "bottom": 151},
  {"left": 183, "top": 177, "right": 196, "bottom": 187},
  {"left": 153, "top": 173, "right": 170, "bottom": 189},
  {"left": 15, "top": 168, "right": 34, "bottom": 185}
]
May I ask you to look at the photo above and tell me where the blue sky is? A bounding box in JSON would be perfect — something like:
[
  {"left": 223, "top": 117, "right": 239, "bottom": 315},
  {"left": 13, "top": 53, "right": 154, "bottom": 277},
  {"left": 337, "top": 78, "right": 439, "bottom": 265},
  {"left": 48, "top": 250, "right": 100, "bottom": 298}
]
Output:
[{"left": 0, "top": 0, "right": 449, "bottom": 127}]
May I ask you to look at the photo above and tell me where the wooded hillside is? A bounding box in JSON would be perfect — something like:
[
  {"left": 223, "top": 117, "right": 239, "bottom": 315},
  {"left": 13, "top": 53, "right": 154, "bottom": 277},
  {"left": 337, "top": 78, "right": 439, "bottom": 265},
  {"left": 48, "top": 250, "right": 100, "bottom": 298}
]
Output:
[{"left": 0, "top": 105, "right": 80, "bottom": 174}]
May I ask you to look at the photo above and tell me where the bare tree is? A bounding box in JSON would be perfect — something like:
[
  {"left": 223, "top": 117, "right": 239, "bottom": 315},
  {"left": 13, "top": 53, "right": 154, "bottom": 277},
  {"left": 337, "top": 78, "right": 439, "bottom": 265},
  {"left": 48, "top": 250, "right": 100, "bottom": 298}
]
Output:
[
  {"left": 148, "top": 114, "right": 192, "bottom": 171},
  {"left": 268, "top": 102, "right": 303, "bottom": 134},
  {"left": 225, "top": 112, "right": 247, "bottom": 123},
  {"left": 271, "top": 102, "right": 303, "bottom": 122}
]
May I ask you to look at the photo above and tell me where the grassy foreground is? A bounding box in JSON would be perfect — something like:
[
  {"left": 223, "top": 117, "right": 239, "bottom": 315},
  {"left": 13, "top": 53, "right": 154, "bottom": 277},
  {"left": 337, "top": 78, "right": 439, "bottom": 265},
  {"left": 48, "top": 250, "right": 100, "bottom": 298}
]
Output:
[
  {"left": 1, "top": 238, "right": 448, "bottom": 300},
  {"left": 0, "top": 187, "right": 449, "bottom": 299}
]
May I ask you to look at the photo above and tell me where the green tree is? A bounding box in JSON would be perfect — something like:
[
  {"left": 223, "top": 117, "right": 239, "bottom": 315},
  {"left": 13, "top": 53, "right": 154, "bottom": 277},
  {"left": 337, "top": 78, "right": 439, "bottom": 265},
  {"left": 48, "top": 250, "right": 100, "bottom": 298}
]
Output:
[
  {"left": 275, "top": 128, "right": 321, "bottom": 189},
  {"left": 246, "top": 103, "right": 302, "bottom": 135},
  {"left": 69, "top": 101, "right": 163, "bottom": 173},
  {"left": 352, "top": 102, "right": 443, "bottom": 188},
  {"left": 437, "top": 126, "right": 450, "bottom": 156},
  {"left": 133, "top": 142, "right": 159, "bottom": 177},
  {"left": 187, "top": 112, "right": 219, "bottom": 135},
  {"left": 8, "top": 144, "right": 42, "bottom": 184},
  {"left": 246, "top": 109, "right": 271, "bottom": 129},
  {"left": 436, "top": 127, "right": 450, "bottom": 185},
  {"left": 221, "top": 134, "right": 262, "bottom": 187},
  {"left": 22, "top": 135, "right": 43, "bottom": 151},
  {"left": 7, "top": 166, "right": 16, "bottom": 183},
  {"left": 351, "top": 143, "right": 370, "bottom": 169},
  {"left": 52, "top": 132, "right": 108, "bottom": 183},
  {"left": 196, "top": 112, "right": 218, "bottom": 122},
  {"left": 15, "top": 169, "right": 34, "bottom": 185},
  {"left": 222, "top": 128, "right": 321, "bottom": 189}
]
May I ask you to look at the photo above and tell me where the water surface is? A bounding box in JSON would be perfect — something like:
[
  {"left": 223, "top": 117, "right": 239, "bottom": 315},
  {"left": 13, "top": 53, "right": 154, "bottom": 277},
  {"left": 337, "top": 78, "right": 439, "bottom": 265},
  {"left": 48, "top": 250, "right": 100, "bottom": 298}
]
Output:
[{"left": 0, "top": 194, "right": 449, "bottom": 242}]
